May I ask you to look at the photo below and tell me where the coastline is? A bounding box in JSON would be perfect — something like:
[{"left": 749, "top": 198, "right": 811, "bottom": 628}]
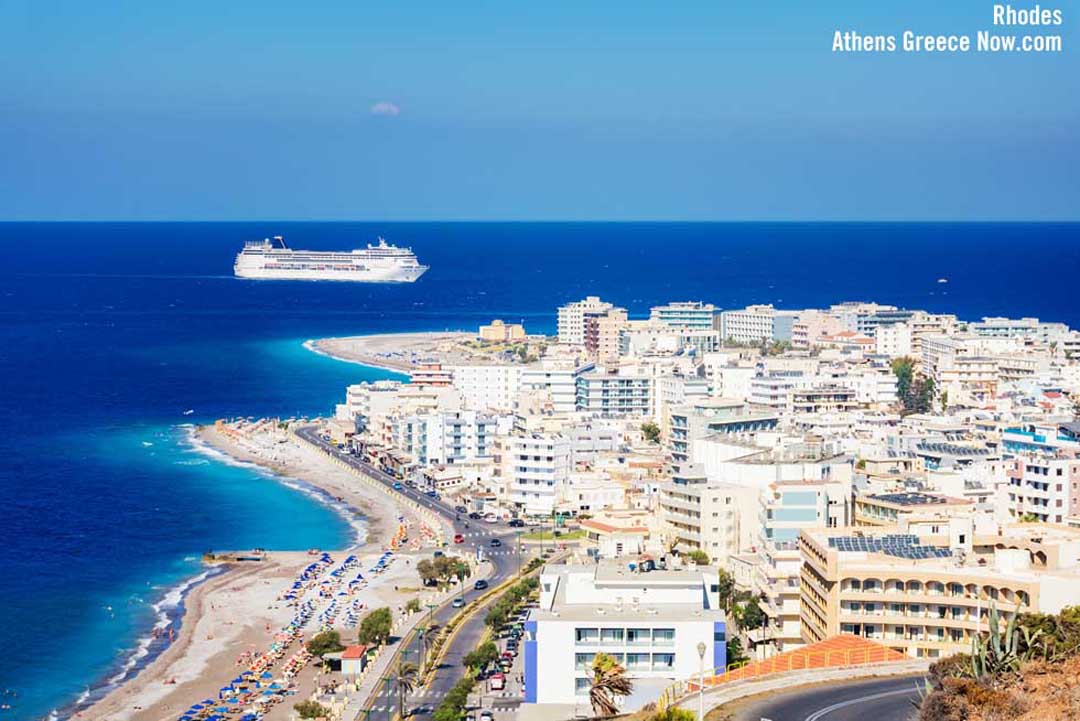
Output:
[
  {"left": 307, "top": 331, "right": 472, "bottom": 374},
  {"left": 76, "top": 423, "right": 425, "bottom": 721}
]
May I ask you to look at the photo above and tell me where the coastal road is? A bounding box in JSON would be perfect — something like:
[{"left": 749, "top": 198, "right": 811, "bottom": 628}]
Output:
[
  {"left": 295, "top": 427, "right": 537, "bottom": 719},
  {"left": 732, "top": 675, "right": 925, "bottom": 721}
]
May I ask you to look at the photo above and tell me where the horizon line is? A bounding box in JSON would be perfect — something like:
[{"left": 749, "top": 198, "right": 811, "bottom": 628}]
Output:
[{"left": 1, "top": 218, "right": 1079, "bottom": 224}]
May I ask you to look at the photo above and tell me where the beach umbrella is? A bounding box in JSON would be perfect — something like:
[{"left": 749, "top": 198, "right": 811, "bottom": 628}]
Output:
[{"left": 260, "top": 671, "right": 273, "bottom": 679}]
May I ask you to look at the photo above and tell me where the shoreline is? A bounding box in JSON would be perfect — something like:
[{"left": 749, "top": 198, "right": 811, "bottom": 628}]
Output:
[
  {"left": 77, "top": 422, "right": 425, "bottom": 721},
  {"left": 306, "top": 331, "right": 474, "bottom": 374}
]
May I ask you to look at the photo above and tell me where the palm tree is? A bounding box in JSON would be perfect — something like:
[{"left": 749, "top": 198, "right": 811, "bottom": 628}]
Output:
[
  {"left": 589, "top": 653, "right": 632, "bottom": 717},
  {"left": 393, "top": 660, "right": 419, "bottom": 718}
]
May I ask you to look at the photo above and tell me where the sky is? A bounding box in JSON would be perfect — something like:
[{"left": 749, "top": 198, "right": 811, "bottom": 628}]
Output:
[{"left": 0, "top": 0, "right": 1077, "bottom": 220}]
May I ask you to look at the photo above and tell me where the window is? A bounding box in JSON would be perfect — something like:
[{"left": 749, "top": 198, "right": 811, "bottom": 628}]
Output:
[
  {"left": 600, "top": 628, "right": 624, "bottom": 645},
  {"left": 713, "top": 629, "right": 726, "bottom": 643},
  {"left": 652, "top": 629, "right": 675, "bottom": 646},
  {"left": 574, "top": 678, "right": 591, "bottom": 696},
  {"left": 627, "top": 628, "right": 650, "bottom": 646},
  {"left": 652, "top": 653, "right": 675, "bottom": 671},
  {"left": 575, "top": 653, "right": 595, "bottom": 670},
  {"left": 576, "top": 628, "right": 599, "bottom": 644},
  {"left": 626, "top": 653, "right": 650, "bottom": 670}
]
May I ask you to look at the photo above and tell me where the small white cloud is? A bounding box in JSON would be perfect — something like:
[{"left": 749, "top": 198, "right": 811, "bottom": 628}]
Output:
[{"left": 370, "top": 101, "right": 401, "bottom": 117}]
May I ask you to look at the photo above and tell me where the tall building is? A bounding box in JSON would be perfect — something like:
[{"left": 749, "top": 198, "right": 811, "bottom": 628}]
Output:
[
  {"left": 584, "top": 307, "right": 629, "bottom": 362},
  {"left": 558, "top": 296, "right": 613, "bottom": 345},
  {"left": 754, "top": 479, "right": 850, "bottom": 655},
  {"left": 508, "top": 432, "right": 571, "bottom": 516},
  {"left": 659, "top": 466, "right": 759, "bottom": 565},
  {"left": 649, "top": 301, "right": 719, "bottom": 331}
]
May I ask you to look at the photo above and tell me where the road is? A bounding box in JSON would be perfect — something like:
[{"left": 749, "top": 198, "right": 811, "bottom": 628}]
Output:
[
  {"left": 296, "top": 427, "right": 537, "bottom": 720},
  {"left": 733, "top": 675, "right": 925, "bottom": 721}
]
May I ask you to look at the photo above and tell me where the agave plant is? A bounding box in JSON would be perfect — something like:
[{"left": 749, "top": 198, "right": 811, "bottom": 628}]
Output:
[{"left": 967, "top": 602, "right": 1023, "bottom": 681}]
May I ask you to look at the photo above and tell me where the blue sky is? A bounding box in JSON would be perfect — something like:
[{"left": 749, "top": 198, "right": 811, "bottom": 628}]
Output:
[{"left": 0, "top": 1, "right": 1076, "bottom": 220}]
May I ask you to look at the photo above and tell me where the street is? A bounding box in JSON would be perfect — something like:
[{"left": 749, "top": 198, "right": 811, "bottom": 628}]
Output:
[{"left": 296, "top": 427, "right": 537, "bottom": 720}]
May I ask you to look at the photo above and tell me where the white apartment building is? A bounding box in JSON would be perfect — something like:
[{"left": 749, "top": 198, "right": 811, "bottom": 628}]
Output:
[
  {"left": 720, "top": 305, "right": 781, "bottom": 344},
  {"left": 522, "top": 561, "right": 728, "bottom": 715},
  {"left": 508, "top": 432, "right": 571, "bottom": 516},
  {"left": 558, "top": 296, "right": 614, "bottom": 345},
  {"left": 575, "top": 367, "right": 653, "bottom": 417},
  {"left": 520, "top": 361, "right": 588, "bottom": 413},
  {"left": 389, "top": 410, "right": 514, "bottom": 466},
  {"left": 875, "top": 322, "right": 913, "bottom": 358},
  {"left": 649, "top": 301, "right": 719, "bottom": 330},
  {"left": 660, "top": 466, "right": 760, "bottom": 565},
  {"left": 449, "top": 364, "right": 525, "bottom": 412}
]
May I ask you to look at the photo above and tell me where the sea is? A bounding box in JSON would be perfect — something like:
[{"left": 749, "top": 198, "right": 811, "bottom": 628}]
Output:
[{"left": 0, "top": 221, "right": 1078, "bottom": 719}]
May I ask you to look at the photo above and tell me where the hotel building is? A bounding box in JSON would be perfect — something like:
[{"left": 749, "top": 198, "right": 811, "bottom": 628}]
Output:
[
  {"left": 522, "top": 560, "right": 727, "bottom": 714},
  {"left": 798, "top": 523, "right": 1080, "bottom": 659}
]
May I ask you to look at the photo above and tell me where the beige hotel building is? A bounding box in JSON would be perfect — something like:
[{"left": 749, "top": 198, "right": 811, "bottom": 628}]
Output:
[{"left": 798, "top": 521, "right": 1080, "bottom": 659}]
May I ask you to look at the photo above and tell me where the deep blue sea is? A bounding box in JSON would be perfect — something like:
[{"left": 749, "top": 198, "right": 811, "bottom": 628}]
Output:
[{"left": 1, "top": 222, "right": 1078, "bottom": 719}]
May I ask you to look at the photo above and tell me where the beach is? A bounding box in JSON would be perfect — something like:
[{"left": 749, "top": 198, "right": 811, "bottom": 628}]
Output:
[
  {"left": 307, "top": 332, "right": 477, "bottom": 373},
  {"left": 79, "top": 422, "right": 446, "bottom": 721}
]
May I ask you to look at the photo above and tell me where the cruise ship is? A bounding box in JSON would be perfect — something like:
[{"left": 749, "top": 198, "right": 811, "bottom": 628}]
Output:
[{"left": 233, "top": 236, "right": 428, "bottom": 282}]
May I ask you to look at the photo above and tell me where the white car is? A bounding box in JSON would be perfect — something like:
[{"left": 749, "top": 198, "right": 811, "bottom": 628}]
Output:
[{"left": 480, "top": 711, "right": 494, "bottom": 721}]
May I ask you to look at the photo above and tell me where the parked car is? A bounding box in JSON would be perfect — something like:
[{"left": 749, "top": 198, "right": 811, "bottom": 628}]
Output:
[
  {"left": 453, "top": 533, "right": 465, "bottom": 544},
  {"left": 484, "top": 513, "right": 498, "bottom": 523},
  {"left": 433, "top": 550, "right": 444, "bottom": 558},
  {"left": 490, "top": 538, "right": 502, "bottom": 547},
  {"left": 425, "top": 490, "right": 439, "bottom": 498},
  {"left": 480, "top": 711, "right": 494, "bottom": 721},
  {"left": 488, "top": 673, "right": 506, "bottom": 691},
  {"left": 474, "top": 579, "right": 489, "bottom": 590}
]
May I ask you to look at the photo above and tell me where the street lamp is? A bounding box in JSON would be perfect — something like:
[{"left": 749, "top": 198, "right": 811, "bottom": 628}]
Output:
[{"left": 696, "top": 641, "right": 707, "bottom": 721}]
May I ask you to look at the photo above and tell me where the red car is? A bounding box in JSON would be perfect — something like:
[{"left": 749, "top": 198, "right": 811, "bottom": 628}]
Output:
[{"left": 453, "top": 533, "right": 465, "bottom": 544}]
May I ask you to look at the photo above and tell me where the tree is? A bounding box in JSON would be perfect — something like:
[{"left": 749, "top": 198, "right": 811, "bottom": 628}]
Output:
[
  {"left": 641, "top": 421, "right": 661, "bottom": 444},
  {"left": 405, "top": 597, "right": 421, "bottom": 614},
  {"left": 735, "top": 599, "right": 766, "bottom": 632},
  {"left": 463, "top": 640, "right": 500, "bottom": 671},
  {"left": 686, "top": 549, "right": 710, "bottom": 566},
  {"left": 715, "top": 569, "right": 736, "bottom": 613},
  {"left": 294, "top": 700, "right": 331, "bottom": 719},
  {"left": 306, "top": 629, "right": 345, "bottom": 657},
  {"left": 589, "top": 652, "right": 633, "bottom": 717},
  {"left": 358, "top": 607, "right": 394, "bottom": 646},
  {"left": 892, "top": 357, "right": 915, "bottom": 405},
  {"left": 417, "top": 558, "right": 437, "bottom": 587},
  {"left": 393, "top": 660, "right": 419, "bottom": 719},
  {"left": 726, "top": 637, "right": 747, "bottom": 666}
]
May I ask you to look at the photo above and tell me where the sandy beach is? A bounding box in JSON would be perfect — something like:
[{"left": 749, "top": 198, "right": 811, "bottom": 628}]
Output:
[
  {"left": 79, "top": 423, "right": 444, "bottom": 721},
  {"left": 307, "top": 332, "right": 475, "bottom": 373}
]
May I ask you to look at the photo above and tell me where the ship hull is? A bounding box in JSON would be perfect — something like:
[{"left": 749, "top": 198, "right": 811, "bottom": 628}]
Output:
[{"left": 234, "top": 265, "right": 428, "bottom": 282}]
